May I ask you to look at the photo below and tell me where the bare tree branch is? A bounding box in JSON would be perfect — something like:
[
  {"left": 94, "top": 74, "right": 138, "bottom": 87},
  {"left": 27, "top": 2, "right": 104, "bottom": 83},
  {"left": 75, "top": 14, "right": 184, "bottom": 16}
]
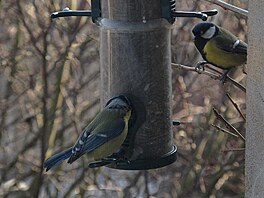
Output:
[
  {"left": 212, "top": 107, "right": 245, "bottom": 141},
  {"left": 226, "top": 93, "right": 246, "bottom": 121},
  {"left": 211, "top": 123, "right": 239, "bottom": 137},
  {"left": 222, "top": 148, "right": 245, "bottom": 152},
  {"left": 171, "top": 63, "right": 246, "bottom": 92},
  {"left": 123, "top": 171, "right": 143, "bottom": 197},
  {"left": 205, "top": 0, "right": 248, "bottom": 17},
  {"left": 172, "top": 63, "right": 221, "bottom": 80}
]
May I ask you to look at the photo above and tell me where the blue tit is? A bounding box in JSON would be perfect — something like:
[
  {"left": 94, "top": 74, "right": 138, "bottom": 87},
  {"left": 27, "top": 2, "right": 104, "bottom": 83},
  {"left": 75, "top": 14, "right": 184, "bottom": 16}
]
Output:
[
  {"left": 44, "top": 95, "right": 132, "bottom": 171},
  {"left": 192, "top": 22, "right": 247, "bottom": 79}
]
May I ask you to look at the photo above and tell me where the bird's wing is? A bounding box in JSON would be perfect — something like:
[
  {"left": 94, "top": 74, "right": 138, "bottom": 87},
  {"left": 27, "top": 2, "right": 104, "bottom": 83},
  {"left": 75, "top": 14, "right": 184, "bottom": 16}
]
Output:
[
  {"left": 67, "top": 119, "right": 125, "bottom": 164},
  {"left": 83, "top": 119, "right": 125, "bottom": 152},
  {"left": 214, "top": 30, "right": 247, "bottom": 54},
  {"left": 231, "top": 40, "right": 247, "bottom": 54}
]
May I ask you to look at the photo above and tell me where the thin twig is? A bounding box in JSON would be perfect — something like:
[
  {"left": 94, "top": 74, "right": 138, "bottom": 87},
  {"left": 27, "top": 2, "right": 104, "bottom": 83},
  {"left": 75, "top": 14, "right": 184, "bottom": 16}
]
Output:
[
  {"left": 144, "top": 171, "right": 150, "bottom": 197},
  {"left": 226, "top": 93, "right": 246, "bottom": 121},
  {"left": 211, "top": 123, "right": 238, "bottom": 137},
  {"left": 16, "top": 0, "right": 43, "bottom": 57},
  {"left": 1, "top": 131, "right": 41, "bottom": 180},
  {"left": 123, "top": 171, "right": 143, "bottom": 198},
  {"left": 63, "top": 168, "right": 85, "bottom": 197},
  {"left": 205, "top": 0, "right": 248, "bottom": 17},
  {"left": 222, "top": 148, "right": 245, "bottom": 152},
  {"left": 212, "top": 107, "right": 245, "bottom": 141},
  {"left": 61, "top": 87, "right": 82, "bottom": 134},
  {"left": 172, "top": 63, "right": 220, "bottom": 80},
  {"left": 197, "top": 64, "right": 246, "bottom": 93},
  {"left": 205, "top": 64, "right": 224, "bottom": 75},
  {"left": 46, "top": 23, "right": 80, "bottom": 159},
  {"left": 226, "top": 76, "right": 246, "bottom": 93},
  {"left": 171, "top": 63, "right": 246, "bottom": 92}
]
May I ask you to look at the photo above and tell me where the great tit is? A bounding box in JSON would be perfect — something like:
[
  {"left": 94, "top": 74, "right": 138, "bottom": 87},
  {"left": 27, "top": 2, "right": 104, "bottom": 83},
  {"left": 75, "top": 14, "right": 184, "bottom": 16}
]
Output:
[
  {"left": 43, "top": 95, "right": 132, "bottom": 171},
  {"left": 192, "top": 22, "right": 247, "bottom": 79}
]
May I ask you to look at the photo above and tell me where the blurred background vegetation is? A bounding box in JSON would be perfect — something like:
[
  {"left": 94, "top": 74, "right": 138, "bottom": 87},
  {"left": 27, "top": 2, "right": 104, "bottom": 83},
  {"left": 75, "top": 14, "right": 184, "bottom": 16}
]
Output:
[{"left": 0, "top": 0, "right": 247, "bottom": 197}]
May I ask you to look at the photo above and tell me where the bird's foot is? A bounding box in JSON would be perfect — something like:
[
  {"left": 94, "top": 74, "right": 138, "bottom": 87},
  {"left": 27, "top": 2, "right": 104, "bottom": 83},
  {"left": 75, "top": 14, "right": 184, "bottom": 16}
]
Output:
[
  {"left": 220, "top": 70, "right": 230, "bottom": 83},
  {"left": 88, "top": 160, "right": 112, "bottom": 168},
  {"left": 195, "top": 61, "right": 207, "bottom": 73},
  {"left": 88, "top": 157, "right": 118, "bottom": 168},
  {"left": 101, "top": 157, "right": 118, "bottom": 163},
  {"left": 110, "top": 148, "right": 126, "bottom": 158},
  {"left": 105, "top": 155, "right": 130, "bottom": 164},
  {"left": 88, "top": 156, "right": 130, "bottom": 168}
]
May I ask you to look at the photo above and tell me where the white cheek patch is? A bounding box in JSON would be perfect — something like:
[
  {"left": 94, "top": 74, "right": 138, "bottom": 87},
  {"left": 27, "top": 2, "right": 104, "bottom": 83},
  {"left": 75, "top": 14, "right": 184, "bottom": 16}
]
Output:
[{"left": 202, "top": 26, "right": 216, "bottom": 39}]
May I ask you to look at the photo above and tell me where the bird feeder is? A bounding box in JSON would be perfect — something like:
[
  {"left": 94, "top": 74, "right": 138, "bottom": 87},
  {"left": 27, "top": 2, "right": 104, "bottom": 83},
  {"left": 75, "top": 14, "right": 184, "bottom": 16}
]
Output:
[{"left": 51, "top": 0, "right": 217, "bottom": 170}]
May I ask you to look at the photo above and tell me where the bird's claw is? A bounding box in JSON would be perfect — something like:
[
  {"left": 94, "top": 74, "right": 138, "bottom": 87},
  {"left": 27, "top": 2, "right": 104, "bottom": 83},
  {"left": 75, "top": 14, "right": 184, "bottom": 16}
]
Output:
[
  {"left": 88, "top": 157, "right": 118, "bottom": 168},
  {"left": 195, "top": 61, "right": 207, "bottom": 73},
  {"left": 219, "top": 70, "right": 230, "bottom": 84},
  {"left": 88, "top": 156, "right": 130, "bottom": 168},
  {"left": 88, "top": 160, "right": 111, "bottom": 168},
  {"left": 104, "top": 156, "right": 130, "bottom": 164}
]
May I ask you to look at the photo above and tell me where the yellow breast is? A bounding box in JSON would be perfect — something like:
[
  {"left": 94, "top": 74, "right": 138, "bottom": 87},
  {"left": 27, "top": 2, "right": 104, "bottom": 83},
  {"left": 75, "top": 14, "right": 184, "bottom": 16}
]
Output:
[
  {"left": 87, "top": 110, "right": 131, "bottom": 160},
  {"left": 204, "top": 40, "right": 246, "bottom": 69}
]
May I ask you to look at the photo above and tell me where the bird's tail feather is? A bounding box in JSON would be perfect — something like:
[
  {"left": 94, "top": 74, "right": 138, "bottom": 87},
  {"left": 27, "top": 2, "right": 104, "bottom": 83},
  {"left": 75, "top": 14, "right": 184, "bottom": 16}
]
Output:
[{"left": 43, "top": 147, "right": 72, "bottom": 172}]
